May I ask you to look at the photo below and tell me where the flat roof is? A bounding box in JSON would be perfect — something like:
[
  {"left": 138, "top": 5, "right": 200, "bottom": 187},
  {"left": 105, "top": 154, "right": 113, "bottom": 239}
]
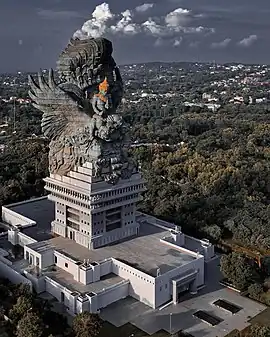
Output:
[
  {"left": 8, "top": 197, "right": 54, "bottom": 242},
  {"left": 6, "top": 198, "right": 197, "bottom": 276},
  {"left": 48, "top": 221, "right": 195, "bottom": 277},
  {"left": 44, "top": 268, "right": 125, "bottom": 295}
]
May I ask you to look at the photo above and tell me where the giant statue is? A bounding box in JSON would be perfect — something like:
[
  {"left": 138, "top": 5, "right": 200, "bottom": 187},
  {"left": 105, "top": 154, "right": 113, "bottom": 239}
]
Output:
[{"left": 29, "top": 37, "right": 135, "bottom": 184}]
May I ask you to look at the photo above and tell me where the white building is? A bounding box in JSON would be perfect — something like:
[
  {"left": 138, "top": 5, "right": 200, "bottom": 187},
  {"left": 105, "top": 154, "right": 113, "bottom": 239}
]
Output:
[{"left": 0, "top": 162, "right": 215, "bottom": 316}]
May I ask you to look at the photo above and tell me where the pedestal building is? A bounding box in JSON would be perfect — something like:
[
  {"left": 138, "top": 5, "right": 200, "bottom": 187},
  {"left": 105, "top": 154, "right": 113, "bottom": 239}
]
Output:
[{"left": 44, "top": 162, "right": 145, "bottom": 249}]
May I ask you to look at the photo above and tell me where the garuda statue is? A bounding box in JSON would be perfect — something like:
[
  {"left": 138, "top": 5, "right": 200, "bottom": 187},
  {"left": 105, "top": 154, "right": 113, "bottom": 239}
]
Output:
[{"left": 29, "top": 37, "right": 135, "bottom": 184}]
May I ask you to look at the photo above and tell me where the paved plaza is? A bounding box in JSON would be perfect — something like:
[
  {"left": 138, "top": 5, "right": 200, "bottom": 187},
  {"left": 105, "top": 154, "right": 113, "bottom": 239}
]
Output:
[{"left": 100, "top": 258, "right": 266, "bottom": 337}]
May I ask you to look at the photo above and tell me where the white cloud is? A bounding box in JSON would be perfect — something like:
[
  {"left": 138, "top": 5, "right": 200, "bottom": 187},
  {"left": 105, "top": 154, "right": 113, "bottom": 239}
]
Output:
[
  {"left": 142, "top": 19, "right": 165, "bottom": 36},
  {"left": 111, "top": 10, "right": 140, "bottom": 35},
  {"left": 238, "top": 34, "right": 258, "bottom": 47},
  {"left": 173, "top": 38, "right": 183, "bottom": 47},
  {"left": 74, "top": 2, "right": 114, "bottom": 39},
  {"left": 74, "top": 2, "right": 215, "bottom": 42},
  {"left": 211, "top": 38, "right": 231, "bottom": 49},
  {"left": 135, "top": 3, "right": 154, "bottom": 13},
  {"left": 165, "top": 8, "right": 191, "bottom": 27}
]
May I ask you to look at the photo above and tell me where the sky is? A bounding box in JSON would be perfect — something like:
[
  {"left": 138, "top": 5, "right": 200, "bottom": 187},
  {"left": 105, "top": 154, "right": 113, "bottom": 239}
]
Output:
[{"left": 0, "top": 0, "right": 270, "bottom": 73}]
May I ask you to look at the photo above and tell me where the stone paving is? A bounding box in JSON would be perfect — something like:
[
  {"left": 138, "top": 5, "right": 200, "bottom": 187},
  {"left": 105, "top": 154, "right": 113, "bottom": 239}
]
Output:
[{"left": 100, "top": 258, "right": 266, "bottom": 337}]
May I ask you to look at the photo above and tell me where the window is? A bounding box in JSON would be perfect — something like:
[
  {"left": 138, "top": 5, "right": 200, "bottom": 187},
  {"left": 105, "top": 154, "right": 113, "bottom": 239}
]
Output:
[{"left": 65, "top": 262, "right": 68, "bottom": 268}]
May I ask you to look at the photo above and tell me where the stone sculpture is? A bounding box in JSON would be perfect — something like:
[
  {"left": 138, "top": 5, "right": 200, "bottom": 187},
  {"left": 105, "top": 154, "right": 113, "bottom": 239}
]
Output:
[{"left": 29, "top": 37, "right": 135, "bottom": 183}]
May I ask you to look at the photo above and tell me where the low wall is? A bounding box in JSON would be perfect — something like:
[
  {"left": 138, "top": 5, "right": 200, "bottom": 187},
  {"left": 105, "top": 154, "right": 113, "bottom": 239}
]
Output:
[
  {"left": 2, "top": 207, "right": 36, "bottom": 229},
  {"left": 18, "top": 232, "right": 37, "bottom": 246},
  {"left": 0, "top": 260, "right": 32, "bottom": 290},
  {"left": 160, "top": 238, "right": 203, "bottom": 258},
  {"left": 97, "top": 280, "right": 129, "bottom": 309},
  {"left": 8, "top": 230, "right": 37, "bottom": 247}
]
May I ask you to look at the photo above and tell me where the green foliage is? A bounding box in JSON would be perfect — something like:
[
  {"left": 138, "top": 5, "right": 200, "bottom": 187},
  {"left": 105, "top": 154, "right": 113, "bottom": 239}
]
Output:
[
  {"left": 220, "top": 253, "right": 260, "bottom": 290},
  {"left": 9, "top": 296, "right": 33, "bottom": 324},
  {"left": 248, "top": 283, "right": 264, "bottom": 302},
  {"left": 0, "top": 139, "right": 49, "bottom": 210},
  {"left": 16, "top": 312, "right": 43, "bottom": 337},
  {"left": 72, "top": 312, "right": 102, "bottom": 337},
  {"left": 246, "top": 324, "right": 270, "bottom": 337}
]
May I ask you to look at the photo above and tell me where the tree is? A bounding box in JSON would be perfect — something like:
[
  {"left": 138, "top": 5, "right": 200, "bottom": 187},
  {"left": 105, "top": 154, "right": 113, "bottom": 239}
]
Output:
[
  {"left": 9, "top": 296, "right": 33, "bottom": 323},
  {"left": 220, "top": 253, "right": 260, "bottom": 290},
  {"left": 246, "top": 324, "right": 270, "bottom": 337},
  {"left": 248, "top": 283, "right": 264, "bottom": 301},
  {"left": 16, "top": 312, "right": 43, "bottom": 337},
  {"left": 43, "top": 310, "right": 69, "bottom": 336},
  {"left": 72, "top": 312, "right": 102, "bottom": 337}
]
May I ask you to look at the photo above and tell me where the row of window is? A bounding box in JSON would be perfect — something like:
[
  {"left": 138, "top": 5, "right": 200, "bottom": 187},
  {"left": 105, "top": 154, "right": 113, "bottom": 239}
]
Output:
[
  {"left": 124, "top": 204, "right": 133, "bottom": 208},
  {"left": 52, "top": 192, "right": 90, "bottom": 209},
  {"left": 80, "top": 229, "right": 104, "bottom": 236},
  {"left": 101, "top": 194, "right": 140, "bottom": 208},
  {"left": 47, "top": 183, "right": 90, "bottom": 201},
  {"left": 124, "top": 221, "right": 134, "bottom": 225},
  {"left": 99, "top": 184, "right": 144, "bottom": 199},
  {"left": 124, "top": 212, "right": 134, "bottom": 216}
]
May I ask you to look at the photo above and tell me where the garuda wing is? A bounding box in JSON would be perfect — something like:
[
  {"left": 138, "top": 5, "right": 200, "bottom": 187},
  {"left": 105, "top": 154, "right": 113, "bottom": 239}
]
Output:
[{"left": 28, "top": 69, "right": 91, "bottom": 140}]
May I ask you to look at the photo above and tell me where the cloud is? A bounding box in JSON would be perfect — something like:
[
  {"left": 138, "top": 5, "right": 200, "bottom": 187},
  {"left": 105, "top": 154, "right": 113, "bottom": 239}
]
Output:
[
  {"left": 142, "top": 19, "right": 165, "bottom": 36},
  {"left": 211, "top": 38, "right": 231, "bottom": 49},
  {"left": 74, "top": 2, "right": 114, "bottom": 39},
  {"left": 37, "top": 9, "right": 83, "bottom": 20},
  {"left": 135, "top": 3, "right": 154, "bottom": 13},
  {"left": 111, "top": 10, "right": 140, "bottom": 35},
  {"left": 173, "top": 37, "right": 183, "bottom": 47},
  {"left": 165, "top": 8, "right": 191, "bottom": 27},
  {"left": 74, "top": 2, "right": 215, "bottom": 43},
  {"left": 154, "top": 38, "right": 164, "bottom": 47},
  {"left": 237, "top": 34, "right": 258, "bottom": 47}
]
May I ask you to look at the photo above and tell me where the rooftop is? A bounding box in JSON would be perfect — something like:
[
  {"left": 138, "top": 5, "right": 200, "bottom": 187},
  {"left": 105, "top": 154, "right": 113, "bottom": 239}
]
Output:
[
  {"left": 8, "top": 197, "right": 54, "bottom": 242},
  {"left": 44, "top": 269, "right": 125, "bottom": 295},
  {"left": 6, "top": 197, "right": 197, "bottom": 277},
  {"left": 47, "top": 221, "right": 196, "bottom": 277}
]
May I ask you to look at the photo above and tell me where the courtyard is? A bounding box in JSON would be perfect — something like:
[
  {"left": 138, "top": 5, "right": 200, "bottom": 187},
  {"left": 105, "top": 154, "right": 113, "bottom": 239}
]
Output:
[{"left": 99, "top": 258, "right": 266, "bottom": 337}]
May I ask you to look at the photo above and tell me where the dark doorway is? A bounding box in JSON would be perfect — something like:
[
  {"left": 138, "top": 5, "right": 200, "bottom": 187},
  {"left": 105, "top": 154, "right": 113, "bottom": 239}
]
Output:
[
  {"left": 60, "top": 292, "right": 65, "bottom": 303},
  {"left": 177, "top": 284, "right": 190, "bottom": 302}
]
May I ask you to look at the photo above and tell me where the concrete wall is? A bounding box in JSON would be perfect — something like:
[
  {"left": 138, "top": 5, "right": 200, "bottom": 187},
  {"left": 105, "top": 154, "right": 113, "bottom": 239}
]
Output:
[
  {"left": 154, "top": 256, "right": 204, "bottom": 308},
  {"left": 54, "top": 251, "right": 80, "bottom": 282},
  {"left": 40, "top": 249, "right": 54, "bottom": 269},
  {"left": 0, "top": 260, "right": 32, "bottom": 290},
  {"left": 45, "top": 276, "right": 78, "bottom": 315},
  {"left": 8, "top": 230, "right": 37, "bottom": 247},
  {"left": 2, "top": 207, "right": 35, "bottom": 228},
  {"left": 24, "top": 271, "right": 45, "bottom": 294},
  {"left": 99, "top": 260, "right": 112, "bottom": 277},
  {"left": 24, "top": 247, "right": 41, "bottom": 267},
  {"left": 96, "top": 280, "right": 129, "bottom": 310},
  {"left": 51, "top": 220, "right": 66, "bottom": 237},
  {"left": 112, "top": 258, "right": 155, "bottom": 308}
]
